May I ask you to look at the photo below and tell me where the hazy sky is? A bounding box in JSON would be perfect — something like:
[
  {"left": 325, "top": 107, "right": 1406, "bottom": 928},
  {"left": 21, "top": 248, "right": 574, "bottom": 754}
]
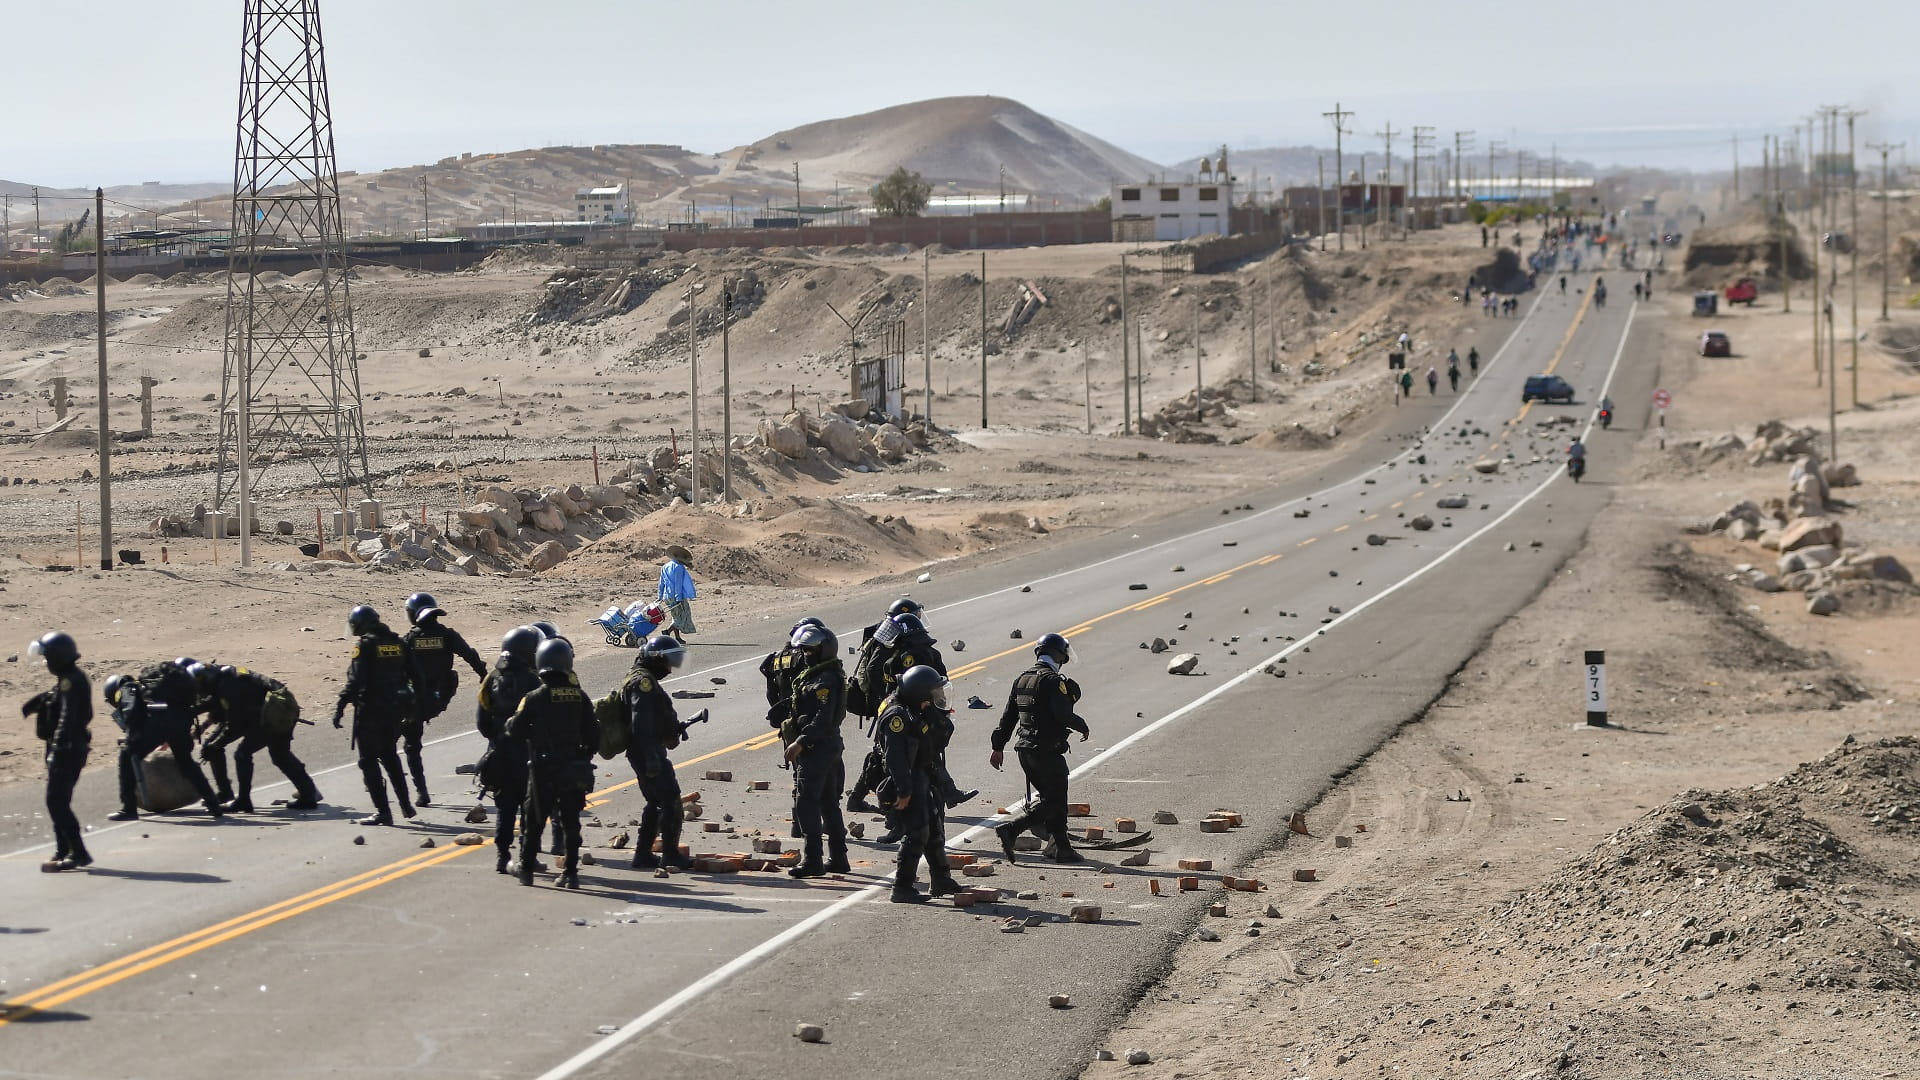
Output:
[{"left": 3, "top": 0, "right": 1915, "bottom": 187}]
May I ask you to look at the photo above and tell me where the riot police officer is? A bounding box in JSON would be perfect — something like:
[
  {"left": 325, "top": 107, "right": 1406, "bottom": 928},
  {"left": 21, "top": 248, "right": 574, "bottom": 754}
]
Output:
[
  {"left": 878, "top": 665, "right": 962, "bottom": 903},
  {"left": 760, "top": 617, "right": 825, "bottom": 729},
  {"left": 194, "top": 662, "right": 321, "bottom": 813},
  {"left": 625, "top": 635, "right": 694, "bottom": 871},
  {"left": 401, "top": 592, "right": 487, "bottom": 807},
  {"left": 991, "top": 633, "right": 1090, "bottom": 864},
  {"left": 778, "top": 622, "right": 850, "bottom": 878},
  {"left": 331, "top": 605, "right": 421, "bottom": 826},
  {"left": 505, "top": 638, "right": 599, "bottom": 889},
  {"left": 849, "top": 610, "right": 967, "bottom": 822},
  {"left": 27, "top": 632, "right": 92, "bottom": 871},
  {"left": 107, "top": 656, "right": 223, "bottom": 820},
  {"left": 477, "top": 625, "right": 544, "bottom": 874}
]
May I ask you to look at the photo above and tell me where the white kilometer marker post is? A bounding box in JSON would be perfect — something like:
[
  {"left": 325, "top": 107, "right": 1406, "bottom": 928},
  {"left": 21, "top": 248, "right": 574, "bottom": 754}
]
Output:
[{"left": 1585, "top": 649, "right": 1607, "bottom": 727}]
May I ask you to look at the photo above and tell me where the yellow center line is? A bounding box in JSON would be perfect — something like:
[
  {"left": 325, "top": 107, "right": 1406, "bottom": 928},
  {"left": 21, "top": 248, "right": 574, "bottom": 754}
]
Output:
[
  {"left": 1390, "top": 500, "right": 1404, "bottom": 509},
  {"left": 0, "top": 727, "right": 788, "bottom": 1027},
  {"left": 1198, "top": 572, "right": 1234, "bottom": 585},
  {"left": 1332, "top": 524, "right": 1350, "bottom": 534},
  {"left": 1254, "top": 554, "right": 1284, "bottom": 566},
  {"left": 1297, "top": 537, "right": 1318, "bottom": 548},
  {"left": 1365, "top": 513, "right": 1380, "bottom": 521}
]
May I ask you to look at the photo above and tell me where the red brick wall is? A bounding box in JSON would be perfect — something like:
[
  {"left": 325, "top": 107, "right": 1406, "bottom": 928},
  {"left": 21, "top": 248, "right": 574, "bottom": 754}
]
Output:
[{"left": 661, "top": 211, "right": 1111, "bottom": 253}]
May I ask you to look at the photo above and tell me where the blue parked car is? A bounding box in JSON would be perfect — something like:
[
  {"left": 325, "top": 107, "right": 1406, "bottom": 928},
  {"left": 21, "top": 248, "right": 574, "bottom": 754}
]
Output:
[{"left": 1522, "top": 374, "right": 1575, "bottom": 404}]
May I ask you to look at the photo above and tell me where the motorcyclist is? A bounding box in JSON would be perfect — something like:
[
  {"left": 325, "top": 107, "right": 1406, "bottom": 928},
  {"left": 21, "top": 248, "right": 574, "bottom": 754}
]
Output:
[{"left": 1568, "top": 437, "right": 1588, "bottom": 479}]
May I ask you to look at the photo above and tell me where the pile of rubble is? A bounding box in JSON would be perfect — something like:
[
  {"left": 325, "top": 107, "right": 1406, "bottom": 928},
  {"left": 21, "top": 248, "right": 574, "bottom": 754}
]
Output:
[
  {"left": 1682, "top": 419, "right": 1844, "bottom": 470},
  {"left": 1459, "top": 736, "right": 1920, "bottom": 999},
  {"left": 1139, "top": 378, "right": 1257, "bottom": 443},
  {"left": 1688, "top": 452, "right": 1911, "bottom": 614},
  {"left": 451, "top": 480, "right": 645, "bottom": 573},
  {"left": 751, "top": 402, "right": 935, "bottom": 468},
  {"left": 527, "top": 265, "right": 689, "bottom": 326}
]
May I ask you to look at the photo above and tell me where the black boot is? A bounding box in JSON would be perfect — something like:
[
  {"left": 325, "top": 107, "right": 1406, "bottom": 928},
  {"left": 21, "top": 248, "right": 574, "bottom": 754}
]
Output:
[
  {"left": 414, "top": 786, "right": 432, "bottom": 809},
  {"left": 996, "top": 822, "right": 1021, "bottom": 864},
  {"left": 287, "top": 791, "right": 321, "bottom": 810},
  {"left": 1044, "top": 840, "right": 1085, "bottom": 864},
  {"left": 357, "top": 812, "right": 393, "bottom": 826},
  {"left": 358, "top": 787, "right": 393, "bottom": 826},
  {"left": 108, "top": 808, "right": 138, "bottom": 822},
  {"left": 945, "top": 788, "right": 980, "bottom": 808},
  {"left": 790, "top": 836, "right": 826, "bottom": 878},
  {"left": 496, "top": 850, "right": 512, "bottom": 875},
  {"left": 847, "top": 793, "right": 879, "bottom": 815},
  {"left": 224, "top": 797, "right": 256, "bottom": 814},
  {"left": 558, "top": 857, "right": 580, "bottom": 890},
  {"left": 631, "top": 822, "right": 659, "bottom": 869},
  {"left": 826, "top": 836, "right": 851, "bottom": 875}
]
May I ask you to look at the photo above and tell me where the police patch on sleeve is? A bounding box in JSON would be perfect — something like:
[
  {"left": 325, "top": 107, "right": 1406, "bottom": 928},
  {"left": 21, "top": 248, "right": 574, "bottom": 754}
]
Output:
[
  {"left": 351, "top": 646, "right": 361, "bottom": 659},
  {"left": 636, "top": 675, "right": 654, "bottom": 692},
  {"left": 887, "top": 715, "right": 905, "bottom": 733},
  {"left": 900, "top": 654, "right": 914, "bottom": 667},
  {"left": 1058, "top": 682, "right": 1069, "bottom": 695},
  {"left": 816, "top": 687, "right": 831, "bottom": 701}
]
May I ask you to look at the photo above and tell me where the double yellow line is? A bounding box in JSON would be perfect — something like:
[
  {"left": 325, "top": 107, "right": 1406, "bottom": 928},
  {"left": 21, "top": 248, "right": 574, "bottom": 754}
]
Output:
[{"left": 0, "top": 729, "right": 785, "bottom": 1027}]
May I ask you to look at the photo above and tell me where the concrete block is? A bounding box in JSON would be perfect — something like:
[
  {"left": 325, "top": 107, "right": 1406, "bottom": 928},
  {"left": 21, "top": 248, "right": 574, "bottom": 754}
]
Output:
[
  {"left": 1292, "top": 868, "right": 1318, "bottom": 882},
  {"left": 749, "top": 780, "right": 771, "bottom": 791},
  {"left": 1200, "top": 818, "right": 1231, "bottom": 833},
  {"left": 702, "top": 821, "right": 722, "bottom": 833},
  {"left": 1067, "top": 802, "right": 1092, "bottom": 817},
  {"left": 1115, "top": 817, "right": 1138, "bottom": 833},
  {"left": 1151, "top": 810, "right": 1179, "bottom": 825},
  {"left": 1069, "top": 905, "right": 1102, "bottom": 924},
  {"left": 1084, "top": 826, "right": 1105, "bottom": 841},
  {"left": 1334, "top": 835, "right": 1353, "bottom": 848},
  {"left": 703, "top": 769, "right": 733, "bottom": 782},
  {"left": 1178, "top": 876, "right": 1201, "bottom": 891},
  {"left": 1177, "top": 858, "right": 1213, "bottom": 871},
  {"left": 752, "top": 838, "right": 783, "bottom": 854},
  {"left": 1223, "top": 876, "right": 1263, "bottom": 892},
  {"left": 962, "top": 862, "right": 996, "bottom": 877},
  {"left": 1207, "top": 902, "right": 1228, "bottom": 917}
]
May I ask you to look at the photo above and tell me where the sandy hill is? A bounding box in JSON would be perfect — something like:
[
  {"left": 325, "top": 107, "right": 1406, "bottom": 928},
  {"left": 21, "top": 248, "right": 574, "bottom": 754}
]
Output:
[
  {"left": 731, "top": 95, "right": 1161, "bottom": 204},
  {"left": 120, "top": 96, "right": 1162, "bottom": 235}
]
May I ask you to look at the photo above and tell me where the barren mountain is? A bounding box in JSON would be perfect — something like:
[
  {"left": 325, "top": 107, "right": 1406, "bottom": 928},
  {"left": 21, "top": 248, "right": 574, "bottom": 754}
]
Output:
[{"left": 730, "top": 95, "right": 1160, "bottom": 205}]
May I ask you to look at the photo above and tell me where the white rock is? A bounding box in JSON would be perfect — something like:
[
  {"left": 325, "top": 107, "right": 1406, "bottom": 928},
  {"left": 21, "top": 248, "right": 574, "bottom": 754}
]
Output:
[{"left": 1166, "top": 653, "right": 1200, "bottom": 675}]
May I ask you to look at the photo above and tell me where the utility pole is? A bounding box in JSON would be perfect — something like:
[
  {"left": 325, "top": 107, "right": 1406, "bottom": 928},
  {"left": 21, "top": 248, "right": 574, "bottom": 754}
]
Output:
[
  {"left": 1357, "top": 152, "right": 1368, "bottom": 248},
  {"left": 1869, "top": 141, "right": 1903, "bottom": 320},
  {"left": 1323, "top": 103, "right": 1353, "bottom": 251},
  {"left": 793, "top": 162, "right": 802, "bottom": 230},
  {"left": 721, "top": 282, "right": 733, "bottom": 502},
  {"left": 1453, "top": 130, "right": 1475, "bottom": 214},
  {"left": 979, "top": 252, "right": 988, "bottom": 427},
  {"left": 687, "top": 281, "right": 700, "bottom": 506},
  {"left": 420, "top": 175, "right": 430, "bottom": 239},
  {"left": 1192, "top": 297, "right": 1202, "bottom": 399},
  {"left": 1316, "top": 156, "right": 1327, "bottom": 250},
  {"left": 1248, "top": 267, "right": 1258, "bottom": 402},
  {"left": 1135, "top": 317, "right": 1145, "bottom": 429},
  {"left": 1776, "top": 135, "right": 1791, "bottom": 315},
  {"left": 94, "top": 189, "right": 112, "bottom": 571},
  {"left": 1846, "top": 109, "right": 1865, "bottom": 407},
  {"left": 1376, "top": 122, "right": 1398, "bottom": 235},
  {"left": 922, "top": 245, "right": 933, "bottom": 422},
  {"left": 1412, "top": 127, "right": 1436, "bottom": 229},
  {"left": 2, "top": 193, "right": 9, "bottom": 255},
  {"left": 1487, "top": 141, "right": 1504, "bottom": 213},
  {"left": 1119, "top": 251, "right": 1131, "bottom": 435},
  {"left": 1732, "top": 133, "right": 1739, "bottom": 201},
  {"left": 33, "top": 187, "right": 41, "bottom": 256}
]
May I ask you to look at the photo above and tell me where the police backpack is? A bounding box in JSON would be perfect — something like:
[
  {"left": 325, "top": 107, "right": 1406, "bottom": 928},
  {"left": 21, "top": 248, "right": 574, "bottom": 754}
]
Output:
[{"left": 259, "top": 682, "right": 302, "bottom": 737}]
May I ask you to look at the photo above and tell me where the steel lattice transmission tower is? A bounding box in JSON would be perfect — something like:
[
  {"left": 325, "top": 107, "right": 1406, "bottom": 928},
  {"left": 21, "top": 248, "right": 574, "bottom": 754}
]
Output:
[{"left": 216, "top": 0, "right": 369, "bottom": 561}]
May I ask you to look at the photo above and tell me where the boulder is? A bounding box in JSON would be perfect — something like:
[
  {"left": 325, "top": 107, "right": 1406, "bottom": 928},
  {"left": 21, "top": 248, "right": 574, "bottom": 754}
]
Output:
[
  {"left": 453, "top": 554, "right": 482, "bottom": 575},
  {"left": 1824, "top": 462, "right": 1860, "bottom": 487},
  {"left": 1807, "top": 590, "right": 1841, "bottom": 616},
  {"left": 760, "top": 416, "right": 808, "bottom": 459},
  {"left": 871, "top": 425, "right": 913, "bottom": 463},
  {"left": 527, "top": 540, "right": 569, "bottom": 573},
  {"left": 1745, "top": 571, "right": 1783, "bottom": 593},
  {"left": 467, "top": 502, "right": 519, "bottom": 534},
  {"left": 440, "top": 557, "right": 471, "bottom": 576},
  {"left": 474, "top": 486, "right": 517, "bottom": 508},
  {"left": 650, "top": 445, "right": 679, "bottom": 475},
  {"left": 353, "top": 537, "right": 387, "bottom": 559},
  {"left": 546, "top": 488, "right": 583, "bottom": 518},
  {"left": 584, "top": 484, "right": 626, "bottom": 509},
  {"left": 1408, "top": 514, "right": 1435, "bottom": 531},
  {"left": 529, "top": 505, "right": 567, "bottom": 533},
  {"left": 1778, "top": 545, "right": 1840, "bottom": 574},
  {"left": 1776, "top": 516, "right": 1842, "bottom": 552},
  {"left": 1435, "top": 495, "right": 1470, "bottom": 509},
  {"left": 1472, "top": 459, "right": 1502, "bottom": 475},
  {"left": 817, "top": 416, "right": 865, "bottom": 462},
  {"left": 833, "top": 399, "right": 872, "bottom": 421},
  {"left": 1167, "top": 653, "right": 1201, "bottom": 675},
  {"left": 1842, "top": 552, "right": 1913, "bottom": 584},
  {"left": 399, "top": 541, "right": 434, "bottom": 562}
]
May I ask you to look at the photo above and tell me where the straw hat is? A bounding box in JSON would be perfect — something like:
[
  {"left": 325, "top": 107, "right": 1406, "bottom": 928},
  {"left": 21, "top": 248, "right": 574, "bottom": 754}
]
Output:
[{"left": 665, "top": 544, "right": 693, "bottom": 567}]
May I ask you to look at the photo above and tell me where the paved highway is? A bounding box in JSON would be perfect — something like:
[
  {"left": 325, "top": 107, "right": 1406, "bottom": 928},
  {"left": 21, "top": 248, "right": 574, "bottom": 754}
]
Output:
[{"left": 0, "top": 270, "right": 1660, "bottom": 1079}]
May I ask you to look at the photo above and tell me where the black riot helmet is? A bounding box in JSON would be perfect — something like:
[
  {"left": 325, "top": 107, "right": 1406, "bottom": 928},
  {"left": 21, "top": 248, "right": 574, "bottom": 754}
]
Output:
[
  {"left": 347, "top": 605, "right": 381, "bottom": 635},
  {"left": 788, "top": 621, "right": 839, "bottom": 663},
  {"left": 31, "top": 631, "right": 80, "bottom": 670},
  {"left": 405, "top": 592, "right": 441, "bottom": 624},
  {"left": 530, "top": 620, "right": 562, "bottom": 641},
  {"left": 887, "top": 597, "right": 924, "bottom": 620},
  {"left": 890, "top": 612, "right": 928, "bottom": 640},
  {"left": 500, "top": 626, "right": 542, "bottom": 667},
  {"left": 1034, "top": 632, "right": 1073, "bottom": 666},
  {"left": 535, "top": 637, "right": 575, "bottom": 675},
  {"left": 640, "top": 634, "right": 686, "bottom": 673},
  {"left": 897, "top": 664, "right": 946, "bottom": 707}
]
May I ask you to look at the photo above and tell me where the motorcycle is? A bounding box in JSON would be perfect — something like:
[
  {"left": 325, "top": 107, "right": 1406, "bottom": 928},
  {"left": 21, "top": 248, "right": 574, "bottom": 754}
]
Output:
[
  {"left": 1598, "top": 408, "right": 1612, "bottom": 430},
  {"left": 1568, "top": 455, "right": 1586, "bottom": 482}
]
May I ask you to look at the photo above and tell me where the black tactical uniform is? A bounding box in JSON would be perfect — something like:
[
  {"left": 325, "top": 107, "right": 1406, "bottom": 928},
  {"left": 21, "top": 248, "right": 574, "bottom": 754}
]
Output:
[
  {"left": 200, "top": 666, "right": 320, "bottom": 812},
  {"left": 781, "top": 657, "right": 850, "bottom": 876},
  {"left": 477, "top": 654, "right": 543, "bottom": 872},
  {"left": 849, "top": 627, "right": 948, "bottom": 814},
  {"left": 113, "top": 662, "right": 222, "bottom": 819},
  {"left": 28, "top": 641, "right": 92, "bottom": 870},
  {"left": 991, "top": 659, "right": 1090, "bottom": 862},
  {"left": 624, "top": 660, "right": 693, "bottom": 870},
  {"left": 401, "top": 611, "right": 486, "bottom": 806},
  {"left": 877, "top": 692, "right": 961, "bottom": 903},
  {"left": 333, "top": 622, "right": 421, "bottom": 825},
  {"left": 505, "top": 671, "right": 598, "bottom": 887}
]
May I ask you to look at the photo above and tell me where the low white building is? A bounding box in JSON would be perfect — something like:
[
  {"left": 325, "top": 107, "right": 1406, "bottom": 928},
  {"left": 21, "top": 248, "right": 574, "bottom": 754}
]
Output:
[
  {"left": 574, "top": 183, "right": 631, "bottom": 223},
  {"left": 1111, "top": 178, "right": 1234, "bottom": 242}
]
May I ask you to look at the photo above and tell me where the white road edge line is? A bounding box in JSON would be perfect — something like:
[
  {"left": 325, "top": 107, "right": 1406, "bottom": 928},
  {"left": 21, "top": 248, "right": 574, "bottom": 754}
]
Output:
[{"left": 532, "top": 291, "right": 1625, "bottom": 1080}]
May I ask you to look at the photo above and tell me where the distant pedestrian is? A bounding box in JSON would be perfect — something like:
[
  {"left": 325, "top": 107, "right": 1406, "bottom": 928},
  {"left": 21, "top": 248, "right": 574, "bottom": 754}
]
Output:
[
  {"left": 1399, "top": 370, "right": 1413, "bottom": 398},
  {"left": 1447, "top": 363, "right": 1460, "bottom": 392},
  {"left": 658, "top": 545, "right": 698, "bottom": 641},
  {"left": 1467, "top": 347, "right": 1480, "bottom": 374},
  {"left": 1425, "top": 367, "right": 1439, "bottom": 395}
]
